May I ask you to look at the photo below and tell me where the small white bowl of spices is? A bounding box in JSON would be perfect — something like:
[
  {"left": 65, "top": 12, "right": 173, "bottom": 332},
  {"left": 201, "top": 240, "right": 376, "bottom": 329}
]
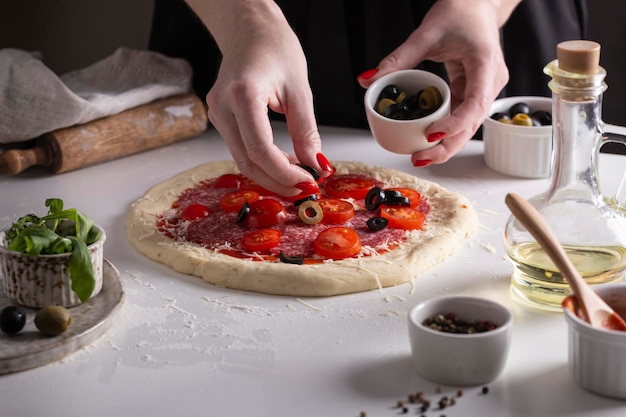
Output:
[{"left": 408, "top": 295, "right": 513, "bottom": 386}]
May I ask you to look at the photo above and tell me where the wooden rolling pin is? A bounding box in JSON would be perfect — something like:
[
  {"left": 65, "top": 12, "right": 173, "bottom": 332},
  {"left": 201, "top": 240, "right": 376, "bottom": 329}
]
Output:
[{"left": 0, "top": 93, "right": 208, "bottom": 175}]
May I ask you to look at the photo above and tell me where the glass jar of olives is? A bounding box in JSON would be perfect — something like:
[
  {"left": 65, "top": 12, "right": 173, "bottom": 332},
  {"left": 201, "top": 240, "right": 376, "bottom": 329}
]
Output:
[{"left": 504, "top": 40, "right": 626, "bottom": 310}]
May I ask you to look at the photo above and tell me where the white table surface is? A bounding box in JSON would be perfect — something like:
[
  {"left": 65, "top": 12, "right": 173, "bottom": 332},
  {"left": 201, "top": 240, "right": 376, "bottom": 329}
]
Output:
[{"left": 1, "top": 122, "right": 626, "bottom": 417}]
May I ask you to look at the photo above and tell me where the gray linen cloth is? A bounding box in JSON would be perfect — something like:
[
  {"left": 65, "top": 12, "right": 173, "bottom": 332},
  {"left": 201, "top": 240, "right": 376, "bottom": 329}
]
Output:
[{"left": 0, "top": 47, "right": 193, "bottom": 143}]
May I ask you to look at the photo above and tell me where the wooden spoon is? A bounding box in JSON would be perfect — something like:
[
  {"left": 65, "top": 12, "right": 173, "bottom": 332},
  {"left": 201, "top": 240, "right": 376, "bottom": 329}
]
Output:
[{"left": 505, "top": 193, "right": 626, "bottom": 331}]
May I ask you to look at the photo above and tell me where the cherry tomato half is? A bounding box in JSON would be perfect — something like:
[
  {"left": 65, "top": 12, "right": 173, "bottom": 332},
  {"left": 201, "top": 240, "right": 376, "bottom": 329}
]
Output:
[
  {"left": 244, "top": 199, "right": 287, "bottom": 228},
  {"left": 220, "top": 190, "right": 260, "bottom": 212},
  {"left": 213, "top": 173, "right": 242, "bottom": 188},
  {"left": 180, "top": 204, "right": 211, "bottom": 221},
  {"left": 324, "top": 177, "right": 376, "bottom": 200},
  {"left": 317, "top": 198, "right": 355, "bottom": 224},
  {"left": 380, "top": 206, "right": 426, "bottom": 230},
  {"left": 313, "top": 226, "right": 362, "bottom": 260},
  {"left": 387, "top": 188, "right": 422, "bottom": 209},
  {"left": 241, "top": 229, "right": 282, "bottom": 253}
]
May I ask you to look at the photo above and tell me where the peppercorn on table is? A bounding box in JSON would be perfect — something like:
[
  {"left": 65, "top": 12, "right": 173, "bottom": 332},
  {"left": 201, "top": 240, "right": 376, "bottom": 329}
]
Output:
[{"left": 1, "top": 122, "right": 626, "bottom": 417}]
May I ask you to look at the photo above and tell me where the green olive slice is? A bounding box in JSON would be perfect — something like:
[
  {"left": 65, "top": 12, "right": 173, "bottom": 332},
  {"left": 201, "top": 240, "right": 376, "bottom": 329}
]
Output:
[
  {"left": 418, "top": 86, "right": 443, "bottom": 111},
  {"left": 376, "top": 98, "right": 397, "bottom": 115},
  {"left": 298, "top": 200, "right": 323, "bottom": 224}
]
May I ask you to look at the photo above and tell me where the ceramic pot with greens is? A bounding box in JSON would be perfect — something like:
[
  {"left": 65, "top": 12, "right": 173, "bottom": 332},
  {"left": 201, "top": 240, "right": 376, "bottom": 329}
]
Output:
[{"left": 0, "top": 198, "right": 105, "bottom": 308}]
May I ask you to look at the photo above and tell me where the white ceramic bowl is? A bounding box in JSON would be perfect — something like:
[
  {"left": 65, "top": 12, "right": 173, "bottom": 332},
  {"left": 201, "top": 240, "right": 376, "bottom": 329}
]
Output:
[
  {"left": 0, "top": 225, "right": 105, "bottom": 308},
  {"left": 563, "top": 283, "right": 626, "bottom": 399},
  {"left": 408, "top": 295, "right": 513, "bottom": 386},
  {"left": 482, "top": 96, "right": 553, "bottom": 178},
  {"left": 364, "top": 69, "right": 451, "bottom": 154}
]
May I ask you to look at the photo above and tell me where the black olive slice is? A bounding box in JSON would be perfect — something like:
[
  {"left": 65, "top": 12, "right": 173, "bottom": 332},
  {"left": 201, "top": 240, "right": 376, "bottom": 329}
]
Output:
[
  {"left": 367, "top": 216, "right": 389, "bottom": 231},
  {"left": 384, "top": 196, "right": 411, "bottom": 207},
  {"left": 531, "top": 110, "right": 552, "bottom": 126},
  {"left": 378, "top": 84, "right": 400, "bottom": 101},
  {"left": 296, "top": 164, "right": 321, "bottom": 182},
  {"left": 384, "top": 102, "right": 411, "bottom": 120},
  {"left": 383, "top": 189, "right": 402, "bottom": 200},
  {"left": 365, "top": 187, "right": 385, "bottom": 210},
  {"left": 508, "top": 102, "right": 530, "bottom": 117},
  {"left": 293, "top": 194, "right": 318, "bottom": 207},
  {"left": 236, "top": 201, "right": 250, "bottom": 223},
  {"left": 279, "top": 251, "right": 305, "bottom": 265}
]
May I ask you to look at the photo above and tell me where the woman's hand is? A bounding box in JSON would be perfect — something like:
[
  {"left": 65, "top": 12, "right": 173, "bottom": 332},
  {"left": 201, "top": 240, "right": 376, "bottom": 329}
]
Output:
[
  {"left": 186, "top": 0, "right": 331, "bottom": 196},
  {"left": 359, "top": 0, "right": 520, "bottom": 167}
]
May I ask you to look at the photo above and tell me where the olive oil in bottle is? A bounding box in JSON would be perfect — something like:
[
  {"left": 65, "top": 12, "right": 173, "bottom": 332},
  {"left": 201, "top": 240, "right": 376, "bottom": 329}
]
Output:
[{"left": 504, "top": 40, "right": 626, "bottom": 310}]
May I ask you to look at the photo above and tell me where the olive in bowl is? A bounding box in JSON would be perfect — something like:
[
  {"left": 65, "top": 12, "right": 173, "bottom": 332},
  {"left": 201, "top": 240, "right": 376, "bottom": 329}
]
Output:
[
  {"left": 482, "top": 96, "right": 553, "bottom": 178},
  {"left": 364, "top": 70, "right": 451, "bottom": 154}
]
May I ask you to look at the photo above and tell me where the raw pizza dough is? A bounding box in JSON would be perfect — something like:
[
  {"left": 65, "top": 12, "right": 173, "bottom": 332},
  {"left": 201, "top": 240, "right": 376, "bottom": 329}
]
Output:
[{"left": 126, "top": 160, "right": 477, "bottom": 296}]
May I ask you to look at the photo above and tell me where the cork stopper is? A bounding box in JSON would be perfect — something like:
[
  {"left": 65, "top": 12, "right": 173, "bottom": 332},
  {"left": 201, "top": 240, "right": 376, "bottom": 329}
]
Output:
[{"left": 557, "top": 40, "right": 601, "bottom": 74}]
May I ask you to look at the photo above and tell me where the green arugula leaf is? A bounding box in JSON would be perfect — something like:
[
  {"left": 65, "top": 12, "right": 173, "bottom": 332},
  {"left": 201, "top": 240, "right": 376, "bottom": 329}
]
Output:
[
  {"left": 6, "top": 198, "right": 100, "bottom": 302},
  {"left": 7, "top": 225, "right": 61, "bottom": 255},
  {"left": 67, "top": 236, "right": 95, "bottom": 303}
]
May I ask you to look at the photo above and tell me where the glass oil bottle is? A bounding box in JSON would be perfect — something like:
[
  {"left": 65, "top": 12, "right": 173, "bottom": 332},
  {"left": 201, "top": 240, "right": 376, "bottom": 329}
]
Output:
[{"left": 504, "top": 40, "right": 626, "bottom": 311}]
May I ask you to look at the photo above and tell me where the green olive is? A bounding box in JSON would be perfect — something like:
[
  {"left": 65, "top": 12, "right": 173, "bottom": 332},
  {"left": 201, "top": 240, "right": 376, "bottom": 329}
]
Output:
[
  {"left": 376, "top": 98, "right": 396, "bottom": 115},
  {"left": 418, "top": 86, "right": 443, "bottom": 111},
  {"left": 498, "top": 117, "right": 514, "bottom": 124},
  {"left": 512, "top": 113, "right": 533, "bottom": 126},
  {"left": 395, "top": 91, "right": 407, "bottom": 104},
  {"left": 35, "top": 306, "right": 72, "bottom": 336},
  {"left": 298, "top": 200, "right": 323, "bottom": 225}
]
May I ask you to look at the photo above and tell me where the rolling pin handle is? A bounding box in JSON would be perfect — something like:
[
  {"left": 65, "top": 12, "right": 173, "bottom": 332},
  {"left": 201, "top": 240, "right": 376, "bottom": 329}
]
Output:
[{"left": 0, "top": 143, "right": 54, "bottom": 175}]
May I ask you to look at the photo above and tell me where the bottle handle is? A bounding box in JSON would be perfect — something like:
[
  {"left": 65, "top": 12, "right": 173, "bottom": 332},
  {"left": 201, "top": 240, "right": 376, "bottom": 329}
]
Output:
[{"left": 601, "top": 123, "right": 626, "bottom": 207}]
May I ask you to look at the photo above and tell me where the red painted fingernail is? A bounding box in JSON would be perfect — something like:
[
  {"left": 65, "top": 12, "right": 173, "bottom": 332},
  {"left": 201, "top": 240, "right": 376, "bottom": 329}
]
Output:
[
  {"left": 316, "top": 153, "right": 333, "bottom": 173},
  {"left": 358, "top": 68, "right": 378, "bottom": 80},
  {"left": 427, "top": 132, "right": 446, "bottom": 142},
  {"left": 412, "top": 159, "right": 432, "bottom": 167},
  {"left": 295, "top": 182, "right": 319, "bottom": 194}
]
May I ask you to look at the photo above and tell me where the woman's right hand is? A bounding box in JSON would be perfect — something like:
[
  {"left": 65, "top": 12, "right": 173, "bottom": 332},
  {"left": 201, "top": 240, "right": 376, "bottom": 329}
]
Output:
[{"left": 186, "top": 0, "right": 331, "bottom": 196}]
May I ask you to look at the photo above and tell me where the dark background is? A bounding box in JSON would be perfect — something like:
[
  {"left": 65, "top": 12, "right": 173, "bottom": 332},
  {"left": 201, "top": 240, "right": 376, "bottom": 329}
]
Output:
[{"left": 1, "top": 1, "right": 625, "bottom": 145}]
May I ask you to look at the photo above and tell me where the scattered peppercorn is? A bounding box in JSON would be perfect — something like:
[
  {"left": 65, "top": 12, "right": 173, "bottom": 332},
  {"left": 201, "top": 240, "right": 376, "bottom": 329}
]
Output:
[
  {"left": 481, "top": 386, "right": 490, "bottom": 395},
  {"left": 359, "top": 412, "right": 367, "bottom": 417},
  {"left": 401, "top": 406, "right": 408, "bottom": 414},
  {"left": 422, "top": 312, "right": 498, "bottom": 334}
]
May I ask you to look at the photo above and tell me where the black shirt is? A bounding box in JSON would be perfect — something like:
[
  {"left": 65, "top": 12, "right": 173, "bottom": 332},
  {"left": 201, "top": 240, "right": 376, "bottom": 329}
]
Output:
[{"left": 149, "top": 0, "right": 587, "bottom": 130}]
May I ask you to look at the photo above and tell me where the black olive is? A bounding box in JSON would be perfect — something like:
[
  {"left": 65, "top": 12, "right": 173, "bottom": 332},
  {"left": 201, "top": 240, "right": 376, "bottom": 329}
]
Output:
[
  {"left": 490, "top": 112, "right": 509, "bottom": 121},
  {"left": 378, "top": 84, "right": 400, "bottom": 101},
  {"left": 236, "top": 201, "right": 250, "bottom": 223},
  {"left": 296, "top": 164, "right": 321, "bottom": 182},
  {"left": 383, "top": 189, "right": 402, "bottom": 200},
  {"left": 384, "top": 103, "right": 412, "bottom": 120},
  {"left": 365, "top": 187, "right": 386, "bottom": 210},
  {"left": 384, "top": 195, "right": 411, "bottom": 207},
  {"left": 0, "top": 305, "right": 27, "bottom": 335},
  {"left": 531, "top": 110, "right": 552, "bottom": 126},
  {"left": 367, "top": 217, "right": 389, "bottom": 231},
  {"left": 279, "top": 251, "right": 305, "bottom": 265},
  {"left": 293, "top": 194, "right": 318, "bottom": 207},
  {"left": 404, "top": 93, "right": 421, "bottom": 112},
  {"left": 508, "top": 102, "right": 530, "bottom": 117}
]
